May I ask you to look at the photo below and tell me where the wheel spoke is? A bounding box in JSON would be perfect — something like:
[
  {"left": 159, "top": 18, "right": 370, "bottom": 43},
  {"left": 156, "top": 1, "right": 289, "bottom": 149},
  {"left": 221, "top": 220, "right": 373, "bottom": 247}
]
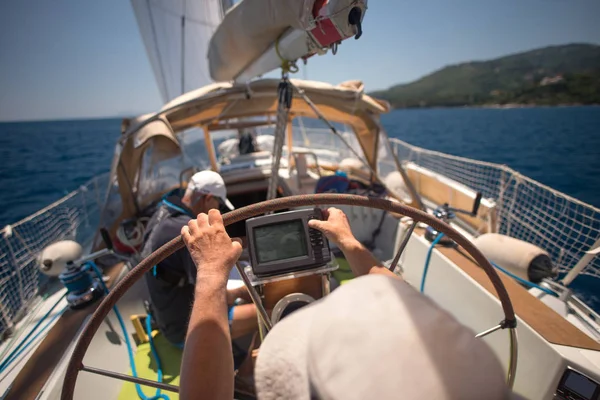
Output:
[
  {"left": 388, "top": 220, "right": 416, "bottom": 272},
  {"left": 80, "top": 365, "right": 179, "bottom": 393},
  {"left": 63, "top": 194, "right": 518, "bottom": 398},
  {"left": 235, "top": 262, "right": 272, "bottom": 331},
  {"left": 475, "top": 324, "right": 503, "bottom": 338},
  {"left": 507, "top": 328, "right": 518, "bottom": 388}
]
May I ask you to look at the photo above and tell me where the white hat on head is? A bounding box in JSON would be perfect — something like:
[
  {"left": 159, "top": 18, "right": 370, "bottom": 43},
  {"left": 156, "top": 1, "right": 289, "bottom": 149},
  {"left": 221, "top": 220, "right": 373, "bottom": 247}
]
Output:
[
  {"left": 256, "top": 275, "right": 520, "bottom": 400},
  {"left": 187, "top": 170, "right": 234, "bottom": 210}
]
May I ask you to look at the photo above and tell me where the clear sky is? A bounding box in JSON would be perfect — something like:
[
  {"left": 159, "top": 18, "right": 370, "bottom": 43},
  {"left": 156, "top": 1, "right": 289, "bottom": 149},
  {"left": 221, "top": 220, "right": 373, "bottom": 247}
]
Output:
[{"left": 0, "top": 0, "right": 598, "bottom": 121}]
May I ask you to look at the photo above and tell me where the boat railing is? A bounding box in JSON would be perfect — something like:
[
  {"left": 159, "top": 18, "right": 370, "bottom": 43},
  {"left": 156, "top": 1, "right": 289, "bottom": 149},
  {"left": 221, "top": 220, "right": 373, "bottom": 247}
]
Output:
[
  {"left": 0, "top": 173, "right": 110, "bottom": 336},
  {"left": 389, "top": 137, "right": 600, "bottom": 281},
  {"left": 2, "top": 135, "right": 597, "bottom": 337}
]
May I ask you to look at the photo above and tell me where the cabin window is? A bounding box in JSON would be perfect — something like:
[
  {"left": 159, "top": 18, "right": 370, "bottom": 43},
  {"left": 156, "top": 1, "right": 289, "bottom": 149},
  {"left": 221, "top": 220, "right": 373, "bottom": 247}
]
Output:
[
  {"left": 97, "top": 144, "right": 124, "bottom": 235},
  {"left": 376, "top": 129, "right": 397, "bottom": 177},
  {"left": 376, "top": 128, "right": 413, "bottom": 202},
  {"left": 101, "top": 175, "right": 123, "bottom": 228},
  {"left": 179, "top": 127, "right": 210, "bottom": 170},
  {"left": 287, "top": 118, "right": 362, "bottom": 164},
  {"left": 137, "top": 142, "right": 183, "bottom": 203}
]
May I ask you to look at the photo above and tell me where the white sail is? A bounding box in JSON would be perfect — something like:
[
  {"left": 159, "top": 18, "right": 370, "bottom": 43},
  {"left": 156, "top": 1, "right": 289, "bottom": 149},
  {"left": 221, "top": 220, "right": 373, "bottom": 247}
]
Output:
[{"left": 131, "top": 0, "right": 233, "bottom": 102}]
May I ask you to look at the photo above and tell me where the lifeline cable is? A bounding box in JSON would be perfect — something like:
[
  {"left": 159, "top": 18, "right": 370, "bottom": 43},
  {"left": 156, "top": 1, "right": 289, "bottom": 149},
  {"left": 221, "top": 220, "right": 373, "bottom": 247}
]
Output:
[{"left": 0, "top": 292, "right": 67, "bottom": 372}]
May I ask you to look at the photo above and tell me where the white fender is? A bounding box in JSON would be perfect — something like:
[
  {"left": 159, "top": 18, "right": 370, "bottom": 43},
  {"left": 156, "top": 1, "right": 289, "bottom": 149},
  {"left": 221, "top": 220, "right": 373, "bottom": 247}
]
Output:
[
  {"left": 384, "top": 171, "right": 412, "bottom": 203},
  {"left": 473, "top": 233, "right": 556, "bottom": 283},
  {"left": 39, "top": 240, "right": 83, "bottom": 276}
]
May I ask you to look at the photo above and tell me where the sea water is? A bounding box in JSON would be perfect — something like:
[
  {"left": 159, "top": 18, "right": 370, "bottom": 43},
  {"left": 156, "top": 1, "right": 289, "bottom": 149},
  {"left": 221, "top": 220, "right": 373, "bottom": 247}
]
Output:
[{"left": 0, "top": 106, "right": 598, "bottom": 309}]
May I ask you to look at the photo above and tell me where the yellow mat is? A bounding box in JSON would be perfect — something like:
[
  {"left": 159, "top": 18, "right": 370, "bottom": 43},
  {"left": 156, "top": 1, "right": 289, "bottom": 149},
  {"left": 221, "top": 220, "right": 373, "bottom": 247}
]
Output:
[
  {"left": 332, "top": 257, "right": 355, "bottom": 284},
  {"left": 119, "top": 259, "right": 354, "bottom": 399},
  {"left": 118, "top": 334, "right": 182, "bottom": 400}
]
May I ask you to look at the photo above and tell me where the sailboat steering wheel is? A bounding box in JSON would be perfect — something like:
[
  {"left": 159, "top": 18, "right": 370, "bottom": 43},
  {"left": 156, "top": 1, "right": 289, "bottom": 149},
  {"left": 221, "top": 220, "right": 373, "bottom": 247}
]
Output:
[{"left": 61, "top": 194, "right": 518, "bottom": 399}]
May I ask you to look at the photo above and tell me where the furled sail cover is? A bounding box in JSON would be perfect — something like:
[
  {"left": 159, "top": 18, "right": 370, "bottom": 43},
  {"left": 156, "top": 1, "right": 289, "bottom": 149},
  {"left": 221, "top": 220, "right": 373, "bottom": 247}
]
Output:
[
  {"left": 131, "top": 0, "right": 233, "bottom": 102},
  {"left": 208, "top": 0, "right": 316, "bottom": 82}
]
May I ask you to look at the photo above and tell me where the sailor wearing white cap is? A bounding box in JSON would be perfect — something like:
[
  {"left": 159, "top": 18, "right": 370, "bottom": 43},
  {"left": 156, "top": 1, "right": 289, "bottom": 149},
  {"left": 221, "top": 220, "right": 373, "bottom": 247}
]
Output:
[
  {"left": 141, "top": 170, "right": 256, "bottom": 350},
  {"left": 185, "top": 170, "right": 235, "bottom": 212}
]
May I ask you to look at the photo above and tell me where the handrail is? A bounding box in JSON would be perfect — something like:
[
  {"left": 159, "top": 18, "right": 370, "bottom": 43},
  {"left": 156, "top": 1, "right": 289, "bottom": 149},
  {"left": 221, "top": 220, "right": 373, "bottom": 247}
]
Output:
[
  {"left": 388, "top": 137, "right": 600, "bottom": 280},
  {"left": 389, "top": 138, "right": 600, "bottom": 212},
  {"left": 0, "top": 173, "right": 110, "bottom": 336}
]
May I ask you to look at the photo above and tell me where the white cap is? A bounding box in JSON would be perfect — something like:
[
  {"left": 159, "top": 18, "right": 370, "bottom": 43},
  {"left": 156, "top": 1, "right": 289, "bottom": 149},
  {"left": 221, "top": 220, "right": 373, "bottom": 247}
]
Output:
[
  {"left": 256, "top": 275, "right": 520, "bottom": 400},
  {"left": 187, "top": 170, "right": 234, "bottom": 210}
]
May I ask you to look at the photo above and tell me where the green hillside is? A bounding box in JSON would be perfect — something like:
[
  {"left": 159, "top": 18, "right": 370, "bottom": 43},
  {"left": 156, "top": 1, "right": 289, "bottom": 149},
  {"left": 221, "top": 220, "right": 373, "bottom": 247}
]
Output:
[{"left": 371, "top": 44, "right": 600, "bottom": 108}]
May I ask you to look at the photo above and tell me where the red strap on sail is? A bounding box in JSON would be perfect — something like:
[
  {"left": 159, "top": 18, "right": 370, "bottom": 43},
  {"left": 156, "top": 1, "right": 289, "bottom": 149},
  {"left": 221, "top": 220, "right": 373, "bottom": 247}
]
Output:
[{"left": 312, "top": 0, "right": 328, "bottom": 16}]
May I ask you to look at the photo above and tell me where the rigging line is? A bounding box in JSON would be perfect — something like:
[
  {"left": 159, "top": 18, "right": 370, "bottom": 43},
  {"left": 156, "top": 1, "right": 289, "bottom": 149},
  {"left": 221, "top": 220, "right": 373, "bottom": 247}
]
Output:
[
  {"left": 146, "top": 0, "right": 169, "bottom": 102},
  {"left": 289, "top": 81, "right": 377, "bottom": 177},
  {"left": 181, "top": 0, "right": 186, "bottom": 96},
  {"left": 371, "top": 116, "right": 381, "bottom": 183},
  {"left": 118, "top": 159, "right": 141, "bottom": 215},
  {"left": 267, "top": 77, "right": 292, "bottom": 201},
  {"left": 203, "top": 97, "right": 242, "bottom": 128}
]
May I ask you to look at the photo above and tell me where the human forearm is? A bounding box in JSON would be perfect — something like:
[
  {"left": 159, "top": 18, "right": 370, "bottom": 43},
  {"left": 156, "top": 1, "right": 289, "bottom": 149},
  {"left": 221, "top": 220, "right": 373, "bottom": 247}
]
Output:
[
  {"left": 180, "top": 276, "right": 234, "bottom": 400},
  {"left": 180, "top": 209, "right": 243, "bottom": 400},
  {"left": 308, "top": 208, "right": 399, "bottom": 280},
  {"left": 338, "top": 238, "right": 399, "bottom": 279}
]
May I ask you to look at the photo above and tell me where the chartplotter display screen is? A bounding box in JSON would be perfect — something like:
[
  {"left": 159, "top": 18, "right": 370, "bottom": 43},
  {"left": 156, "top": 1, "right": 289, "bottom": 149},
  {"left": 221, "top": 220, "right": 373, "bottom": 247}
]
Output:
[
  {"left": 245, "top": 208, "right": 331, "bottom": 277},
  {"left": 253, "top": 220, "right": 308, "bottom": 263}
]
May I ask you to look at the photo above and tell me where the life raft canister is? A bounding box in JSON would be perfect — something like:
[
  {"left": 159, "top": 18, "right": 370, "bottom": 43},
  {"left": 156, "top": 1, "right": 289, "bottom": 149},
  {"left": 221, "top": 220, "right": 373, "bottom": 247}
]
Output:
[{"left": 308, "top": 0, "right": 367, "bottom": 49}]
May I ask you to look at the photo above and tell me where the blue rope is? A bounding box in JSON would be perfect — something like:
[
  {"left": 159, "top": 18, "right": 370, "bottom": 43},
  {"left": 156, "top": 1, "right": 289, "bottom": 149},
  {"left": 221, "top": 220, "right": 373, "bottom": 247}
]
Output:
[
  {"left": 161, "top": 198, "right": 192, "bottom": 217},
  {"left": 87, "top": 262, "right": 170, "bottom": 400},
  {"left": 420, "top": 233, "right": 445, "bottom": 292},
  {"left": 0, "top": 304, "right": 68, "bottom": 373},
  {"left": 490, "top": 261, "right": 558, "bottom": 297},
  {"left": 146, "top": 314, "right": 165, "bottom": 397},
  {"left": 419, "top": 234, "right": 558, "bottom": 297},
  {"left": 0, "top": 292, "right": 67, "bottom": 372}
]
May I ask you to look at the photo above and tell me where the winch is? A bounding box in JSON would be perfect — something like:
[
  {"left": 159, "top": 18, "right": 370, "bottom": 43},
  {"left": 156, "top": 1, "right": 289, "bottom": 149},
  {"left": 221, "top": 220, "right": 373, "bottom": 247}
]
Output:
[
  {"left": 425, "top": 192, "right": 482, "bottom": 246},
  {"left": 39, "top": 229, "right": 116, "bottom": 309},
  {"left": 58, "top": 262, "right": 105, "bottom": 309}
]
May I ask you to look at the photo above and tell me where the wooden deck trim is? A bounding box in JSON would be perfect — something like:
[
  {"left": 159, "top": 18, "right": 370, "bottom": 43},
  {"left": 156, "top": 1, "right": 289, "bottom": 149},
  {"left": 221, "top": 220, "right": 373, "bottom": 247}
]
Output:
[
  {"left": 5, "top": 262, "right": 125, "bottom": 400},
  {"left": 425, "top": 233, "right": 600, "bottom": 351},
  {"left": 407, "top": 167, "right": 497, "bottom": 233}
]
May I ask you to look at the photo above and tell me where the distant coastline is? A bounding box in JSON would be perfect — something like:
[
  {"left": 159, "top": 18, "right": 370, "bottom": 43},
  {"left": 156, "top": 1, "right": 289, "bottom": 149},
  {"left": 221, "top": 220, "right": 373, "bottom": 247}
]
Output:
[
  {"left": 390, "top": 103, "right": 600, "bottom": 110},
  {"left": 479, "top": 103, "right": 600, "bottom": 109},
  {"left": 372, "top": 43, "right": 600, "bottom": 110}
]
